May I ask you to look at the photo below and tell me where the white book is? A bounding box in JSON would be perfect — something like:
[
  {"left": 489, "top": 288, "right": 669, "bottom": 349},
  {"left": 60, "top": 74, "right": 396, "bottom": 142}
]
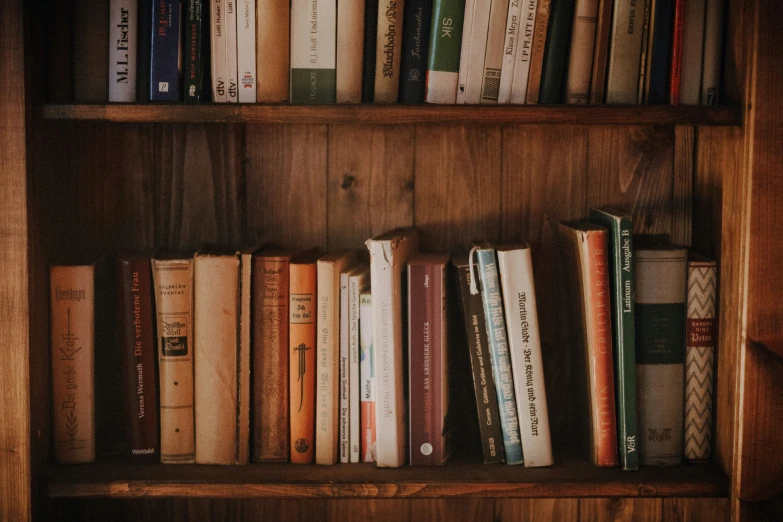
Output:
[
  {"left": 497, "top": 0, "right": 523, "bottom": 104},
  {"left": 349, "top": 267, "right": 369, "bottom": 463},
  {"left": 108, "top": 0, "right": 137, "bottom": 102},
  {"left": 225, "top": 0, "right": 239, "bottom": 102},
  {"left": 211, "top": 0, "right": 228, "bottom": 102},
  {"left": 237, "top": 0, "right": 257, "bottom": 102},
  {"left": 365, "top": 228, "right": 420, "bottom": 467},
  {"left": 701, "top": 0, "right": 723, "bottom": 106},
  {"left": 456, "top": 0, "right": 477, "bottom": 103},
  {"left": 480, "top": 0, "right": 511, "bottom": 103},
  {"left": 290, "top": 0, "right": 337, "bottom": 102},
  {"left": 497, "top": 244, "right": 553, "bottom": 467},
  {"left": 464, "top": 0, "right": 492, "bottom": 103},
  {"left": 678, "top": 0, "right": 705, "bottom": 105},
  {"left": 339, "top": 270, "right": 351, "bottom": 463},
  {"left": 508, "top": 0, "right": 538, "bottom": 103}
]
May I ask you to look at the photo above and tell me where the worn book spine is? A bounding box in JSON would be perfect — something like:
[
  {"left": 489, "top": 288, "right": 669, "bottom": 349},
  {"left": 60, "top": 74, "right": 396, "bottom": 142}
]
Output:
[
  {"left": 152, "top": 259, "right": 196, "bottom": 464},
  {"left": 109, "top": 0, "right": 138, "bottom": 102},
  {"left": 425, "top": 0, "right": 466, "bottom": 103},
  {"left": 636, "top": 0, "right": 652, "bottom": 104},
  {"left": 136, "top": 0, "right": 152, "bottom": 102},
  {"left": 291, "top": 0, "right": 337, "bottom": 103},
  {"left": 184, "top": 0, "right": 207, "bottom": 103},
  {"left": 455, "top": 0, "right": 476, "bottom": 103},
  {"left": 237, "top": 251, "right": 253, "bottom": 465},
  {"left": 362, "top": 0, "right": 379, "bottom": 102},
  {"left": 50, "top": 265, "right": 96, "bottom": 463},
  {"left": 256, "top": 0, "right": 289, "bottom": 102},
  {"left": 508, "top": 0, "right": 538, "bottom": 104},
  {"left": 349, "top": 270, "right": 368, "bottom": 462},
  {"left": 73, "top": 0, "right": 109, "bottom": 102},
  {"left": 211, "top": 0, "right": 228, "bottom": 101},
  {"left": 589, "top": 0, "right": 612, "bottom": 103},
  {"left": 339, "top": 272, "right": 351, "bottom": 463},
  {"left": 224, "top": 0, "right": 239, "bottom": 102},
  {"left": 539, "top": 0, "right": 575, "bottom": 104},
  {"left": 237, "top": 0, "right": 257, "bottom": 102},
  {"left": 118, "top": 257, "right": 160, "bottom": 463},
  {"left": 644, "top": 0, "right": 674, "bottom": 104},
  {"left": 399, "top": 0, "right": 432, "bottom": 103},
  {"left": 337, "top": 0, "right": 366, "bottom": 102},
  {"left": 605, "top": 0, "right": 645, "bottom": 104},
  {"left": 359, "top": 292, "right": 377, "bottom": 462},
  {"left": 374, "top": 0, "right": 406, "bottom": 102},
  {"left": 463, "top": 0, "right": 492, "bottom": 103},
  {"left": 678, "top": 0, "right": 705, "bottom": 105},
  {"left": 635, "top": 247, "right": 687, "bottom": 466},
  {"left": 475, "top": 248, "right": 523, "bottom": 465},
  {"left": 150, "top": 0, "right": 180, "bottom": 101},
  {"left": 498, "top": 0, "right": 523, "bottom": 104},
  {"left": 480, "top": 0, "right": 511, "bottom": 103},
  {"left": 700, "top": 0, "right": 723, "bottom": 105},
  {"left": 252, "top": 254, "right": 290, "bottom": 462},
  {"left": 524, "top": 0, "right": 551, "bottom": 103},
  {"left": 565, "top": 0, "right": 600, "bottom": 104},
  {"left": 684, "top": 258, "right": 717, "bottom": 461},
  {"left": 668, "top": 0, "right": 684, "bottom": 104}
]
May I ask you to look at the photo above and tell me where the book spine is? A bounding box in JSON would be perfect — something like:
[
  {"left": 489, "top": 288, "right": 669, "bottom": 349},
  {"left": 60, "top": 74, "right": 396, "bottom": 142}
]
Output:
[
  {"left": 46, "top": 0, "right": 73, "bottom": 103},
  {"left": 291, "top": 0, "right": 337, "bottom": 103},
  {"left": 508, "top": 0, "right": 538, "bottom": 104},
  {"left": 238, "top": 254, "right": 252, "bottom": 465},
  {"left": 315, "top": 262, "right": 339, "bottom": 465},
  {"left": 374, "top": 0, "right": 406, "bottom": 102},
  {"left": 184, "top": 0, "right": 206, "bottom": 103},
  {"left": 252, "top": 256, "right": 290, "bottom": 462},
  {"left": 211, "top": 0, "right": 228, "bottom": 101},
  {"left": 464, "top": 0, "right": 492, "bottom": 103},
  {"left": 339, "top": 273, "right": 351, "bottom": 463},
  {"left": 480, "top": 0, "right": 511, "bottom": 103},
  {"left": 684, "top": 261, "right": 717, "bottom": 461},
  {"left": 150, "top": 0, "right": 180, "bottom": 101},
  {"left": 256, "top": 0, "right": 290, "bottom": 102},
  {"left": 636, "top": 0, "right": 652, "bottom": 104},
  {"left": 137, "top": 0, "right": 152, "bottom": 102},
  {"left": 73, "top": 0, "right": 109, "bottom": 102},
  {"left": 152, "top": 259, "right": 196, "bottom": 464},
  {"left": 589, "top": 0, "right": 612, "bottom": 104},
  {"left": 425, "top": 0, "right": 466, "bottom": 103},
  {"left": 524, "top": 0, "right": 551, "bottom": 103},
  {"left": 605, "top": 0, "right": 645, "bottom": 104},
  {"left": 289, "top": 262, "right": 317, "bottom": 464},
  {"left": 565, "top": 0, "right": 600, "bottom": 104},
  {"left": 668, "top": 0, "right": 684, "bottom": 104},
  {"left": 225, "top": 0, "right": 239, "bottom": 102},
  {"left": 539, "top": 0, "right": 575, "bottom": 104},
  {"left": 337, "top": 0, "right": 367, "bottom": 102},
  {"left": 109, "top": 0, "right": 138, "bottom": 102},
  {"left": 476, "top": 249, "right": 524, "bottom": 465},
  {"left": 455, "top": 0, "right": 476, "bottom": 103},
  {"left": 362, "top": 0, "right": 379, "bottom": 102},
  {"left": 700, "top": 0, "right": 723, "bottom": 105},
  {"left": 50, "top": 265, "right": 96, "bottom": 463},
  {"left": 497, "top": 0, "right": 523, "bottom": 104},
  {"left": 349, "top": 276, "right": 364, "bottom": 462},
  {"left": 237, "top": 0, "right": 257, "bottom": 102},
  {"left": 399, "top": 0, "right": 432, "bottom": 103},
  {"left": 118, "top": 259, "right": 160, "bottom": 463},
  {"left": 678, "top": 0, "right": 705, "bottom": 105},
  {"left": 359, "top": 292, "right": 376, "bottom": 462},
  {"left": 644, "top": 0, "right": 674, "bottom": 104}
]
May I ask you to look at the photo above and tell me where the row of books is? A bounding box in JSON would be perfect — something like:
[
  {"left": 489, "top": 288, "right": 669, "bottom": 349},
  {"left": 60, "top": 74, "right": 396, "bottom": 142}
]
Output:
[{"left": 77, "top": 0, "right": 723, "bottom": 104}]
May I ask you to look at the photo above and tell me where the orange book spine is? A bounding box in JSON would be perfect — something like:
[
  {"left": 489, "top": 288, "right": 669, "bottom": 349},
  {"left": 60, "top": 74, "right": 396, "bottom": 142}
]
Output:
[{"left": 289, "top": 261, "right": 317, "bottom": 464}]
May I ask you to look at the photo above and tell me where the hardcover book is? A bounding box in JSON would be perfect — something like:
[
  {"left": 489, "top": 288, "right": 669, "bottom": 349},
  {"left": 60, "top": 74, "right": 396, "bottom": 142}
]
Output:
[
  {"left": 463, "top": 0, "right": 492, "bottom": 103},
  {"left": 565, "top": 0, "right": 600, "bottom": 104},
  {"left": 137, "top": 0, "right": 152, "bottom": 102},
  {"left": 425, "top": 0, "right": 466, "bottom": 103},
  {"left": 643, "top": 0, "right": 675, "bottom": 104},
  {"left": 237, "top": 0, "right": 257, "bottom": 102},
  {"left": 184, "top": 0, "right": 209, "bottom": 103},
  {"left": 150, "top": 0, "right": 180, "bottom": 101},
  {"left": 225, "top": 0, "right": 239, "bottom": 102},
  {"left": 524, "top": 0, "right": 551, "bottom": 103},
  {"left": 360, "top": 291, "right": 377, "bottom": 462},
  {"left": 256, "top": 0, "right": 290, "bottom": 102},
  {"left": 539, "top": 0, "right": 575, "bottom": 104},
  {"left": 237, "top": 248, "right": 253, "bottom": 465},
  {"left": 678, "top": 0, "right": 705, "bottom": 105},
  {"left": 291, "top": 0, "right": 337, "bottom": 103},
  {"left": 211, "top": 0, "right": 228, "bottom": 102},
  {"left": 480, "top": 0, "right": 511, "bottom": 103},
  {"left": 455, "top": 0, "right": 476, "bottom": 103},
  {"left": 362, "top": 0, "right": 379, "bottom": 102},
  {"left": 108, "top": 0, "right": 138, "bottom": 102},
  {"left": 508, "top": 0, "right": 539, "bottom": 104},
  {"left": 337, "top": 0, "right": 366, "bottom": 102},
  {"left": 399, "top": 0, "right": 432, "bottom": 103},
  {"left": 73, "top": 0, "right": 109, "bottom": 102},
  {"left": 605, "top": 0, "right": 646, "bottom": 104},
  {"left": 589, "top": 0, "right": 612, "bottom": 104},
  {"left": 701, "top": 0, "right": 724, "bottom": 105},
  {"left": 349, "top": 267, "right": 369, "bottom": 462},
  {"left": 374, "top": 0, "right": 406, "bottom": 102},
  {"left": 668, "top": 0, "right": 685, "bottom": 103},
  {"left": 497, "top": 0, "right": 523, "bottom": 104},
  {"left": 636, "top": 0, "right": 652, "bottom": 104}
]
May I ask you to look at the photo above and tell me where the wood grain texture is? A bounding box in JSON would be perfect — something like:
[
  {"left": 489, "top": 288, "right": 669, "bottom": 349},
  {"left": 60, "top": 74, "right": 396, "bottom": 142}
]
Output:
[
  {"left": 672, "top": 126, "right": 694, "bottom": 247},
  {"left": 495, "top": 498, "right": 579, "bottom": 521},
  {"left": 409, "top": 499, "right": 494, "bottom": 522},
  {"left": 327, "top": 500, "right": 410, "bottom": 522},
  {"left": 662, "top": 498, "right": 730, "bottom": 522},
  {"left": 579, "top": 498, "right": 662, "bottom": 522}
]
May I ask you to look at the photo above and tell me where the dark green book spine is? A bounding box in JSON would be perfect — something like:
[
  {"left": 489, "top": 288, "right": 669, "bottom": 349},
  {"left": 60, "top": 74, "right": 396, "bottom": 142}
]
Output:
[
  {"left": 539, "top": 0, "right": 576, "bottom": 104},
  {"left": 184, "top": 0, "right": 205, "bottom": 103},
  {"left": 362, "top": 0, "right": 379, "bottom": 102}
]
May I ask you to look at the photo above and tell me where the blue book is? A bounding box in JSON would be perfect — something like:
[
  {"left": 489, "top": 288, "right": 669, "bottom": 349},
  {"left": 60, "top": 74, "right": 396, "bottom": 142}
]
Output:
[
  {"left": 472, "top": 244, "right": 524, "bottom": 465},
  {"left": 150, "top": 0, "right": 180, "bottom": 101}
]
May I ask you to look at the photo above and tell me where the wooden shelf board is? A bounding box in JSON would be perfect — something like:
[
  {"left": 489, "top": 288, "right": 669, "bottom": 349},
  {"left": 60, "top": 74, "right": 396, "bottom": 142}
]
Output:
[
  {"left": 46, "top": 457, "right": 728, "bottom": 499},
  {"left": 39, "top": 104, "right": 743, "bottom": 126}
]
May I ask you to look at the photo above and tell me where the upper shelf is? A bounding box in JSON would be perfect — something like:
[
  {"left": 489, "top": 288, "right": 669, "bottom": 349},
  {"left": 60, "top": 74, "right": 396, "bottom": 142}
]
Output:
[{"left": 40, "top": 104, "right": 743, "bottom": 126}]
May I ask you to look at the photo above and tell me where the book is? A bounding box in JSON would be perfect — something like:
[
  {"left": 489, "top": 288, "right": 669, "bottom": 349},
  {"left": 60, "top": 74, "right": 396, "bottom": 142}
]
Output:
[
  {"left": 539, "top": 0, "right": 575, "bottom": 104},
  {"left": 605, "top": 0, "right": 646, "bottom": 104},
  {"left": 636, "top": 0, "right": 652, "bottom": 104},
  {"left": 340, "top": 270, "right": 350, "bottom": 463},
  {"left": 117, "top": 256, "right": 159, "bottom": 463},
  {"left": 565, "top": 0, "right": 600, "bottom": 104},
  {"left": 635, "top": 244, "right": 687, "bottom": 466},
  {"left": 291, "top": 0, "right": 337, "bottom": 103},
  {"left": 678, "top": 0, "right": 705, "bottom": 105},
  {"left": 408, "top": 254, "right": 452, "bottom": 465},
  {"left": 256, "top": 0, "right": 289, "bottom": 102},
  {"left": 455, "top": 0, "right": 476, "bottom": 103},
  {"left": 360, "top": 291, "right": 377, "bottom": 462},
  {"left": 589, "top": 0, "right": 612, "bottom": 104},
  {"left": 366, "top": 227, "right": 420, "bottom": 467},
  {"left": 472, "top": 244, "right": 524, "bottom": 465},
  {"left": 337, "top": 0, "right": 366, "bottom": 102},
  {"left": 46, "top": 0, "right": 73, "bottom": 103},
  {"left": 184, "top": 0, "right": 209, "bottom": 103},
  {"left": 225, "top": 0, "right": 239, "bottom": 102},
  {"left": 497, "top": 0, "right": 523, "bottom": 104},
  {"left": 453, "top": 257, "right": 505, "bottom": 464},
  {"left": 424, "top": 0, "right": 466, "bottom": 103},
  {"left": 398, "top": 0, "right": 432, "bottom": 103},
  {"left": 589, "top": 208, "right": 639, "bottom": 471},
  {"left": 701, "top": 0, "right": 724, "bottom": 105},
  {"left": 362, "top": 0, "right": 379, "bottom": 102},
  {"left": 480, "top": 0, "right": 511, "bottom": 103},
  {"left": 237, "top": 0, "right": 257, "bottom": 102},
  {"left": 50, "top": 265, "right": 96, "bottom": 463},
  {"left": 374, "top": 0, "right": 406, "bottom": 102},
  {"left": 289, "top": 250, "right": 321, "bottom": 464},
  {"left": 151, "top": 258, "right": 196, "bottom": 464},
  {"left": 684, "top": 255, "right": 717, "bottom": 461},
  {"left": 150, "top": 0, "right": 180, "bottom": 101},
  {"left": 496, "top": 244, "right": 553, "bottom": 467},
  {"left": 508, "top": 0, "right": 538, "bottom": 104},
  {"left": 558, "top": 222, "right": 619, "bottom": 467},
  {"left": 237, "top": 248, "right": 253, "bottom": 465},
  {"left": 137, "top": 0, "right": 152, "bottom": 102},
  {"left": 252, "top": 248, "right": 291, "bottom": 462},
  {"left": 463, "top": 0, "right": 492, "bottom": 103},
  {"left": 524, "top": 0, "right": 551, "bottom": 103},
  {"left": 668, "top": 0, "right": 685, "bottom": 104},
  {"left": 349, "top": 267, "right": 369, "bottom": 462},
  {"left": 108, "top": 0, "right": 138, "bottom": 102},
  {"left": 643, "top": 0, "right": 674, "bottom": 104},
  {"left": 211, "top": 0, "right": 228, "bottom": 102},
  {"left": 72, "top": 0, "right": 109, "bottom": 102}
]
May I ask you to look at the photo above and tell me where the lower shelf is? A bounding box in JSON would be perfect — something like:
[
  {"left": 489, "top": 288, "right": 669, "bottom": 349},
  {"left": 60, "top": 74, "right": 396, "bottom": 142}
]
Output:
[{"left": 46, "top": 456, "right": 728, "bottom": 499}]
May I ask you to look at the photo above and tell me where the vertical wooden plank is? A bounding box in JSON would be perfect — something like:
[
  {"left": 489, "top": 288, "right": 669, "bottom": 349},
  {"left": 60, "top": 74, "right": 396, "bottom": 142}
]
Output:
[
  {"left": 410, "top": 499, "right": 494, "bottom": 522},
  {"left": 579, "top": 498, "right": 662, "bottom": 522},
  {"left": 245, "top": 124, "right": 328, "bottom": 250},
  {"left": 662, "top": 498, "right": 730, "bottom": 522},
  {"left": 240, "top": 499, "right": 328, "bottom": 521},
  {"left": 327, "top": 125, "right": 414, "bottom": 250},
  {"left": 326, "top": 500, "right": 411, "bottom": 522},
  {"left": 495, "top": 499, "right": 579, "bottom": 522},
  {"left": 672, "top": 126, "right": 694, "bottom": 247}
]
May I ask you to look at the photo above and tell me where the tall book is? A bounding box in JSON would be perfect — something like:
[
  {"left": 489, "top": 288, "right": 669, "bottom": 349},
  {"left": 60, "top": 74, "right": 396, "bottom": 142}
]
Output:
[
  {"left": 424, "top": 0, "right": 466, "bottom": 103},
  {"left": 211, "top": 0, "right": 228, "bottom": 102},
  {"left": 558, "top": 222, "right": 619, "bottom": 467},
  {"left": 50, "top": 265, "right": 96, "bottom": 463},
  {"left": 289, "top": 250, "right": 321, "bottom": 464},
  {"left": 497, "top": 244, "right": 553, "bottom": 467},
  {"left": 150, "top": 0, "right": 180, "bottom": 101},
  {"left": 237, "top": 249, "right": 253, "bottom": 465},
  {"left": 471, "top": 244, "right": 524, "bottom": 465},
  {"left": 508, "top": 0, "right": 539, "bottom": 104},
  {"left": 252, "top": 248, "right": 291, "bottom": 462},
  {"left": 108, "top": 0, "right": 138, "bottom": 102},
  {"left": 455, "top": 0, "right": 476, "bottom": 103},
  {"left": 524, "top": 0, "right": 552, "bottom": 103},
  {"left": 184, "top": 0, "right": 209, "bottom": 103},
  {"left": 678, "top": 0, "right": 706, "bottom": 105},
  {"left": 668, "top": 0, "right": 685, "bottom": 104},
  {"left": 408, "top": 254, "right": 453, "bottom": 466},
  {"left": 117, "top": 256, "right": 159, "bottom": 463},
  {"left": 337, "top": 0, "right": 366, "bottom": 102},
  {"left": 291, "top": 0, "right": 337, "bottom": 103},
  {"left": 453, "top": 257, "right": 505, "bottom": 464},
  {"left": 539, "top": 0, "right": 575, "bottom": 104},
  {"left": 700, "top": 0, "right": 724, "bottom": 106},
  {"left": 643, "top": 0, "right": 674, "bottom": 104},
  {"left": 497, "top": 0, "right": 523, "bottom": 104},
  {"left": 605, "top": 0, "right": 646, "bottom": 104},
  {"left": 340, "top": 270, "right": 351, "bottom": 463},
  {"left": 480, "top": 0, "right": 511, "bottom": 103},
  {"left": 463, "top": 0, "right": 492, "bottom": 103},
  {"left": 151, "top": 258, "right": 196, "bottom": 464},
  {"left": 635, "top": 244, "right": 687, "bottom": 466},
  {"left": 73, "top": 0, "right": 109, "bottom": 102},
  {"left": 589, "top": 208, "right": 639, "bottom": 471},
  {"left": 225, "top": 0, "right": 239, "bottom": 102},
  {"left": 636, "top": 0, "right": 652, "bottom": 104},
  {"left": 398, "top": 0, "right": 432, "bottom": 103},
  {"left": 256, "top": 0, "right": 289, "bottom": 102},
  {"left": 237, "top": 0, "right": 257, "bottom": 102},
  {"left": 366, "top": 228, "right": 420, "bottom": 467},
  {"left": 589, "top": 0, "right": 612, "bottom": 104},
  {"left": 360, "top": 291, "right": 377, "bottom": 462},
  {"left": 374, "top": 0, "right": 406, "bottom": 102},
  {"left": 362, "top": 0, "right": 379, "bottom": 102},
  {"left": 565, "top": 0, "right": 600, "bottom": 104},
  {"left": 684, "top": 255, "right": 717, "bottom": 461},
  {"left": 349, "top": 267, "right": 369, "bottom": 462},
  {"left": 137, "top": 0, "right": 152, "bottom": 102}
]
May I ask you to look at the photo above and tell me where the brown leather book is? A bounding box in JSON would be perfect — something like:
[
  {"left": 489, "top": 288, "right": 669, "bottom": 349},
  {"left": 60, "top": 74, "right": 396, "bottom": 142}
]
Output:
[
  {"left": 117, "top": 255, "right": 160, "bottom": 463},
  {"left": 256, "top": 0, "right": 290, "bottom": 101}
]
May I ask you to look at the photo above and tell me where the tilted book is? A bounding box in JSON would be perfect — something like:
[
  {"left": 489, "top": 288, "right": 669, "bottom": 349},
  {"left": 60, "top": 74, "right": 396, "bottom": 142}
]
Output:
[
  {"left": 455, "top": 0, "right": 476, "bottom": 103},
  {"left": 589, "top": 0, "right": 612, "bottom": 104},
  {"left": 184, "top": 0, "right": 209, "bottom": 103},
  {"left": 150, "top": 0, "right": 180, "bottom": 101},
  {"left": 349, "top": 267, "right": 369, "bottom": 462},
  {"left": 497, "top": 0, "right": 523, "bottom": 104},
  {"left": 524, "top": 0, "right": 551, "bottom": 103},
  {"left": 211, "top": 0, "right": 228, "bottom": 102},
  {"left": 678, "top": 0, "right": 705, "bottom": 105},
  {"left": 589, "top": 208, "right": 639, "bottom": 470},
  {"left": 360, "top": 291, "right": 377, "bottom": 462},
  {"left": 480, "top": 0, "right": 511, "bottom": 103},
  {"left": 50, "top": 265, "right": 96, "bottom": 463},
  {"left": 643, "top": 0, "right": 674, "bottom": 104},
  {"left": 337, "top": 0, "right": 366, "bottom": 102},
  {"left": 508, "top": 0, "right": 539, "bottom": 104},
  {"left": 497, "top": 244, "right": 553, "bottom": 467},
  {"left": 539, "top": 0, "right": 575, "bottom": 104},
  {"left": 152, "top": 258, "right": 196, "bottom": 464},
  {"left": 108, "top": 0, "right": 138, "bottom": 102},
  {"left": 565, "top": 0, "right": 600, "bottom": 104},
  {"left": 700, "top": 0, "right": 724, "bottom": 105},
  {"left": 606, "top": 0, "right": 646, "bottom": 104},
  {"left": 635, "top": 244, "right": 687, "bottom": 466},
  {"left": 256, "top": 0, "right": 290, "bottom": 102},
  {"left": 373, "top": 0, "right": 406, "bottom": 102},
  {"left": 398, "top": 0, "right": 432, "bottom": 103},
  {"left": 291, "top": 0, "right": 337, "bottom": 103},
  {"left": 237, "top": 0, "right": 257, "bottom": 102},
  {"left": 225, "top": 0, "right": 239, "bottom": 102},
  {"left": 366, "top": 228, "right": 420, "bottom": 467},
  {"left": 425, "top": 0, "right": 466, "bottom": 103}
]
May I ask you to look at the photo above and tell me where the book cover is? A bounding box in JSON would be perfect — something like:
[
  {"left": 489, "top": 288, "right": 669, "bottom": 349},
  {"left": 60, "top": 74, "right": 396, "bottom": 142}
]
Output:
[
  {"left": 497, "top": 0, "right": 523, "bottom": 104},
  {"left": 337, "top": 0, "right": 366, "bottom": 102},
  {"left": 539, "top": 0, "right": 575, "bottom": 104},
  {"left": 151, "top": 258, "right": 196, "bottom": 464},
  {"left": 184, "top": 0, "right": 209, "bottom": 103},
  {"left": 605, "top": 0, "right": 646, "bottom": 104},
  {"left": 362, "top": 0, "right": 379, "bottom": 102},
  {"left": 366, "top": 227, "right": 420, "bottom": 467},
  {"left": 50, "top": 265, "right": 96, "bottom": 463},
  {"left": 237, "top": 0, "right": 257, "bottom": 102},
  {"left": 455, "top": 0, "right": 476, "bottom": 103},
  {"left": 643, "top": 0, "right": 674, "bottom": 104},
  {"left": 256, "top": 0, "right": 290, "bottom": 102},
  {"left": 668, "top": 0, "right": 685, "bottom": 104},
  {"left": 508, "top": 0, "right": 539, "bottom": 104},
  {"left": 684, "top": 255, "right": 717, "bottom": 461},
  {"left": 108, "top": 0, "right": 138, "bottom": 102},
  {"left": 374, "top": 0, "right": 406, "bottom": 102},
  {"left": 701, "top": 0, "right": 724, "bottom": 106},
  {"left": 472, "top": 244, "right": 524, "bottom": 465},
  {"left": 73, "top": 0, "right": 109, "bottom": 102},
  {"left": 678, "top": 0, "right": 705, "bottom": 105},
  {"left": 635, "top": 244, "right": 687, "bottom": 466},
  {"left": 565, "top": 0, "right": 600, "bottom": 104},
  {"left": 463, "top": 0, "right": 492, "bottom": 103},
  {"left": 237, "top": 249, "right": 254, "bottom": 465},
  {"left": 497, "top": 244, "right": 553, "bottom": 467},
  {"left": 225, "top": 0, "right": 239, "bottom": 102},
  {"left": 291, "top": 0, "right": 337, "bottom": 103},
  {"left": 349, "top": 267, "right": 369, "bottom": 462},
  {"left": 524, "top": 0, "right": 551, "bottom": 103},
  {"left": 150, "top": 0, "right": 180, "bottom": 101},
  {"left": 589, "top": 0, "right": 612, "bottom": 104},
  {"left": 398, "top": 0, "right": 432, "bottom": 103},
  {"left": 137, "top": 0, "right": 152, "bottom": 102},
  {"left": 480, "top": 0, "right": 511, "bottom": 103},
  {"left": 117, "top": 256, "right": 159, "bottom": 463},
  {"left": 360, "top": 291, "right": 377, "bottom": 462},
  {"left": 211, "top": 0, "right": 228, "bottom": 102},
  {"left": 424, "top": 0, "right": 466, "bottom": 103},
  {"left": 589, "top": 208, "right": 639, "bottom": 470}
]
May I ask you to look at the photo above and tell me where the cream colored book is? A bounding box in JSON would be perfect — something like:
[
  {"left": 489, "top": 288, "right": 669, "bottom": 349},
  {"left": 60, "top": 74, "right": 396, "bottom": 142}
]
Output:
[
  {"left": 464, "top": 0, "right": 492, "bottom": 103},
  {"left": 255, "top": 0, "right": 289, "bottom": 101},
  {"left": 348, "top": 266, "right": 369, "bottom": 463},
  {"left": 337, "top": 0, "right": 365, "bottom": 102},
  {"left": 508, "top": 0, "right": 539, "bottom": 103},
  {"left": 237, "top": 0, "right": 257, "bottom": 102},
  {"left": 237, "top": 248, "right": 254, "bottom": 464},
  {"left": 605, "top": 0, "right": 647, "bottom": 104},
  {"left": 565, "top": 0, "right": 600, "bottom": 104},
  {"left": 480, "top": 0, "right": 511, "bottom": 103},
  {"left": 374, "top": 0, "right": 406, "bottom": 102},
  {"left": 225, "top": 0, "right": 239, "bottom": 102}
]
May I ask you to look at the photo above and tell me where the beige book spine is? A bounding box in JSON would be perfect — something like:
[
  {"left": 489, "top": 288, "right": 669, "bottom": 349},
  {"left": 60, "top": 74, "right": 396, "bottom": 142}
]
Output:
[
  {"left": 374, "top": 0, "right": 406, "bottom": 102},
  {"left": 238, "top": 251, "right": 253, "bottom": 464},
  {"left": 524, "top": 0, "right": 551, "bottom": 103},
  {"left": 480, "top": 0, "right": 511, "bottom": 103},
  {"left": 337, "top": 0, "right": 365, "bottom": 102},
  {"left": 566, "top": 0, "right": 600, "bottom": 104},
  {"left": 255, "top": 0, "right": 290, "bottom": 102}
]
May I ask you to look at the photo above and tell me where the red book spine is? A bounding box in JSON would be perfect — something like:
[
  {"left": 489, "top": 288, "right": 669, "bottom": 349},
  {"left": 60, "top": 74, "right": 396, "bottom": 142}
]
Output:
[{"left": 669, "top": 0, "right": 685, "bottom": 104}]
